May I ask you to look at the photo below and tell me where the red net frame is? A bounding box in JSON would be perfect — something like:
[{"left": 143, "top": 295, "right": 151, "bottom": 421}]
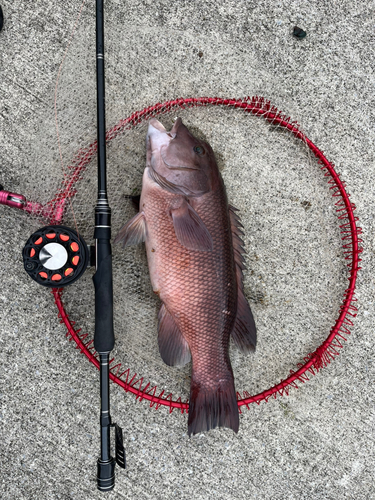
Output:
[{"left": 13, "top": 96, "right": 362, "bottom": 413}]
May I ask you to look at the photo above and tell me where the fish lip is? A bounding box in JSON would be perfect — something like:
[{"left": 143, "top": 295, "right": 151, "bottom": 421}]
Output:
[
  {"left": 147, "top": 120, "right": 177, "bottom": 150},
  {"left": 148, "top": 118, "right": 167, "bottom": 133}
]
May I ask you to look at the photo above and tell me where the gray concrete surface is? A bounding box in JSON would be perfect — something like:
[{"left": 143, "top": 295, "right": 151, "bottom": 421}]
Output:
[{"left": 0, "top": 1, "right": 374, "bottom": 499}]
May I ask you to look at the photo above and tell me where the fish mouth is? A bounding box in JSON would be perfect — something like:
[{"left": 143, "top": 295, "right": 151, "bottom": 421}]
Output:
[
  {"left": 148, "top": 118, "right": 200, "bottom": 170},
  {"left": 148, "top": 118, "right": 167, "bottom": 133},
  {"left": 148, "top": 118, "right": 178, "bottom": 139}
]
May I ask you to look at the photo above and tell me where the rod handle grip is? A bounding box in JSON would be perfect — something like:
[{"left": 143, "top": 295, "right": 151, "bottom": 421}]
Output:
[{"left": 93, "top": 238, "right": 115, "bottom": 353}]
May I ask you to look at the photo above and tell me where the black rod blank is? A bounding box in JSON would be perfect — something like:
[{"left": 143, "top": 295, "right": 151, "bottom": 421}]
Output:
[
  {"left": 96, "top": 0, "right": 108, "bottom": 201},
  {"left": 94, "top": 0, "right": 118, "bottom": 492}
]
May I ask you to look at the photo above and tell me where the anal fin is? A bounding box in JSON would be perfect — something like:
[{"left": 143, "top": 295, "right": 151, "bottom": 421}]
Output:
[{"left": 158, "top": 304, "right": 191, "bottom": 367}]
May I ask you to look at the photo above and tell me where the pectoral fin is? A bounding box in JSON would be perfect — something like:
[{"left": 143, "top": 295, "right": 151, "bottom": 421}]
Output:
[
  {"left": 114, "top": 211, "right": 147, "bottom": 247},
  {"left": 171, "top": 200, "right": 213, "bottom": 252},
  {"left": 158, "top": 304, "right": 191, "bottom": 367}
]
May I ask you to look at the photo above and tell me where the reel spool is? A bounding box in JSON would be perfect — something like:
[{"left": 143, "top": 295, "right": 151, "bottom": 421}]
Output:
[{"left": 22, "top": 225, "right": 90, "bottom": 287}]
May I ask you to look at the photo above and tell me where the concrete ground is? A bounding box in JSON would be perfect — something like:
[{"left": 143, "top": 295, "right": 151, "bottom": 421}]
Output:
[{"left": 0, "top": 1, "right": 374, "bottom": 499}]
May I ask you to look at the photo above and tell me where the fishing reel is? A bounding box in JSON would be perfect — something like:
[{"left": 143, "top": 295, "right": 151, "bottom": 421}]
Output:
[{"left": 22, "top": 225, "right": 90, "bottom": 287}]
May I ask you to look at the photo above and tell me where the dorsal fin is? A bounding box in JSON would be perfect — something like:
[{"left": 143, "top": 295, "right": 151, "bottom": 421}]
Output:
[{"left": 229, "top": 204, "right": 247, "bottom": 276}]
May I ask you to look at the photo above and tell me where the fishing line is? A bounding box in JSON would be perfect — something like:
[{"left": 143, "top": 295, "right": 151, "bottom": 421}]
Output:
[{"left": 54, "top": 0, "right": 87, "bottom": 240}]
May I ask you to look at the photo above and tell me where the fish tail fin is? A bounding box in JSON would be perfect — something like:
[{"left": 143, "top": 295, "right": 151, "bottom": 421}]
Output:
[{"left": 187, "top": 375, "right": 239, "bottom": 437}]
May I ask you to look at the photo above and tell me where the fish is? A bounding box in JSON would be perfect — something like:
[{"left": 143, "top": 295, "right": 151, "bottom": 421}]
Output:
[{"left": 115, "top": 117, "right": 257, "bottom": 436}]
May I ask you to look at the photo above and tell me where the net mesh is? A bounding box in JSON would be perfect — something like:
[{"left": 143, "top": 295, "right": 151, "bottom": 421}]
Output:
[{"left": 1, "top": 7, "right": 361, "bottom": 411}]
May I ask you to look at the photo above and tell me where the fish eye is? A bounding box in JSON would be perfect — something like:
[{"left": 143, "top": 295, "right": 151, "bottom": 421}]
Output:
[{"left": 194, "top": 145, "right": 205, "bottom": 155}]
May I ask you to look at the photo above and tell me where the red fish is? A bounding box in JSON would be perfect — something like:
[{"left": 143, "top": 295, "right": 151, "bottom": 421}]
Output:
[{"left": 115, "top": 118, "right": 256, "bottom": 435}]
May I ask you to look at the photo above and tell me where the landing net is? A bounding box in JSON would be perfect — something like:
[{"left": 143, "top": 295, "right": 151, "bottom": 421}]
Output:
[{"left": 1, "top": 13, "right": 362, "bottom": 413}]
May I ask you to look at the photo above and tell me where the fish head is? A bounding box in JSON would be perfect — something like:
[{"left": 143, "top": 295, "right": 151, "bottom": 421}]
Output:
[{"left": 146, "top": 117, "right": 220, "bottom": 196}]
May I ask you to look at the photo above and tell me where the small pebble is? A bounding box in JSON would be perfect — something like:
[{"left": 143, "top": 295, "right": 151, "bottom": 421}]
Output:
[{"left": 293, "top": 26, "right": 307, "bottom": 39}]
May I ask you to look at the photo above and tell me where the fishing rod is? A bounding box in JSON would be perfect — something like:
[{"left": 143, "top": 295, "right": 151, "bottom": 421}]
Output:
[
  {"left": 19, "top": 0, "right": 125, "bottom": 492},
  {"left": 94, "top": 0, "right": 125, "bottom": 491}
]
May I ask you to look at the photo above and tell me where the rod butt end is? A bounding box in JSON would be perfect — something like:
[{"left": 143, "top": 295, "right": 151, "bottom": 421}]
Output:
[{"left": 97, "top": 458, "right": 115, "bottom": 492}]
